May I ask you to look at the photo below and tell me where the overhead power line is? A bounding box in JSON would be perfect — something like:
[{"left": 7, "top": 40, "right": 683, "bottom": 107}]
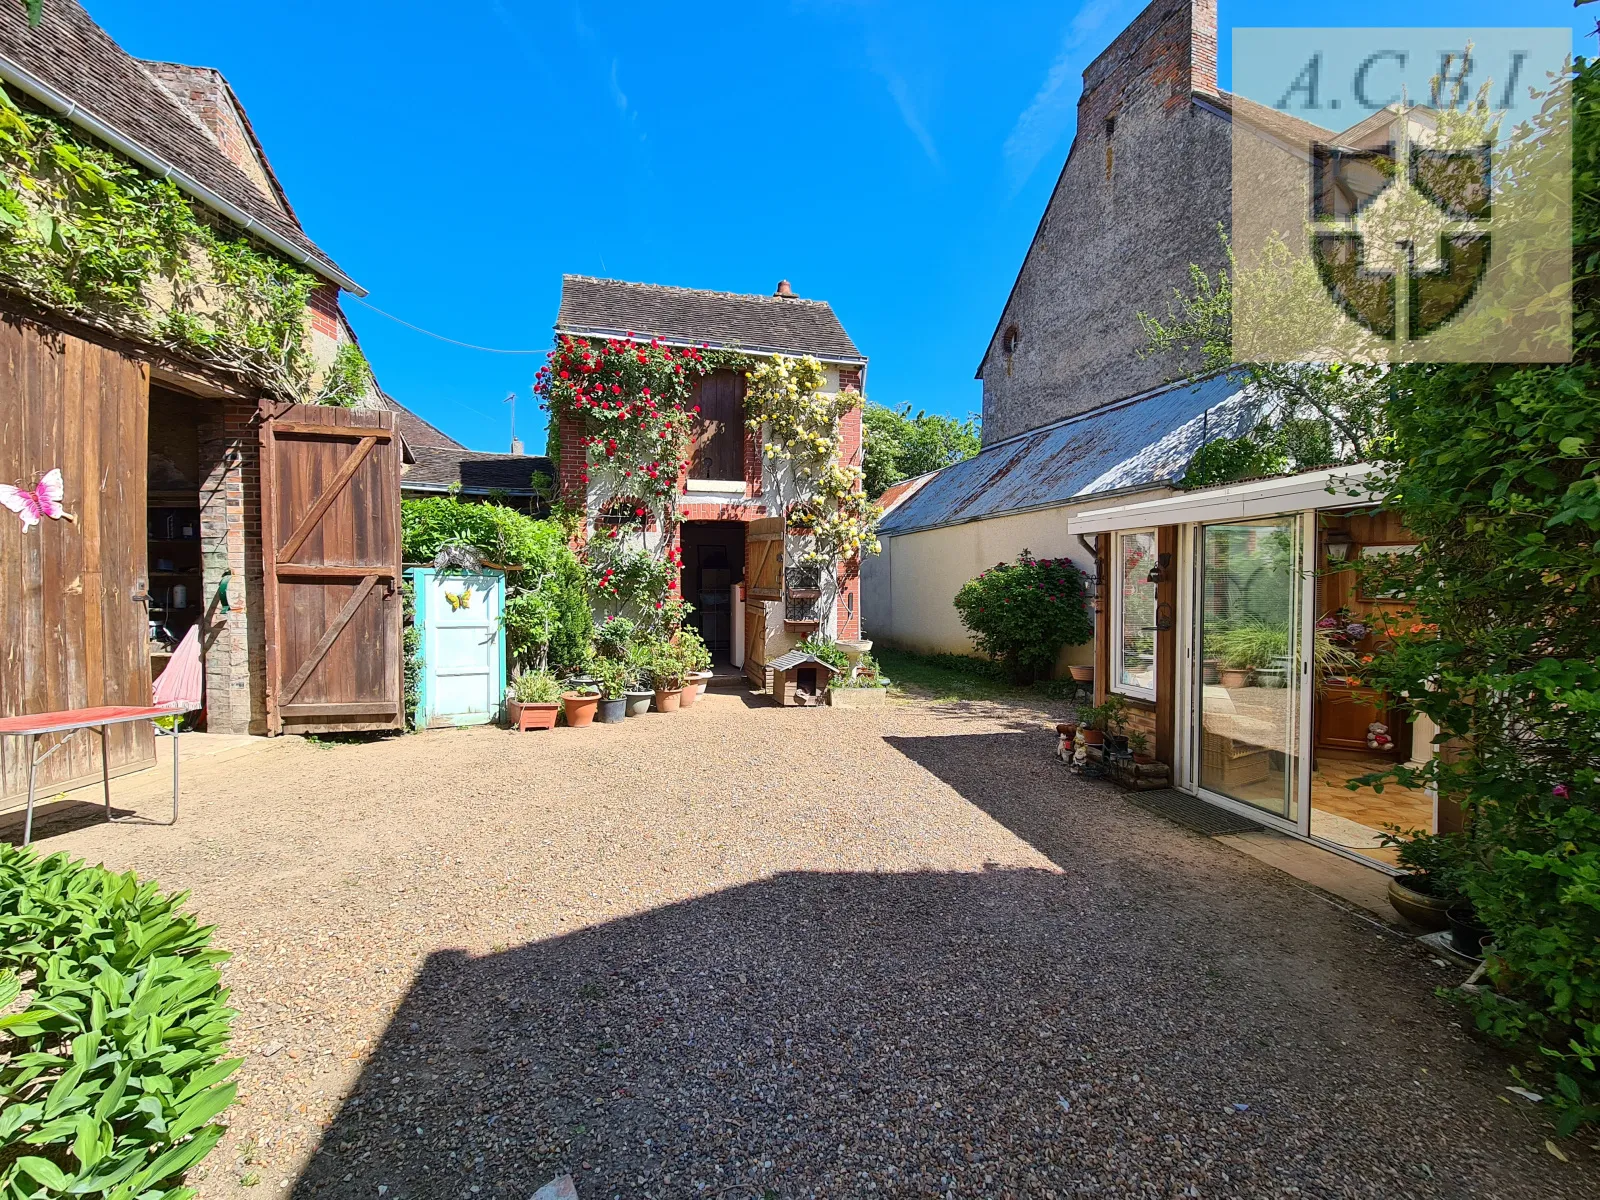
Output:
[{"left": 350, "top": 296, "right": 547, "bottom": 355}]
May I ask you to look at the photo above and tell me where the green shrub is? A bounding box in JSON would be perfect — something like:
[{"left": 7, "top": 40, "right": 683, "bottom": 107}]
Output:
[
  {"left": 0, "top": 846, "right": 238, "bottom": 1198},
  {"left": 794, "top": 634, "right": 850, "bottom": 674},
  {"left": 401, "top": 497, "right": 591, "bottom": 673},
  {"left": 952, "top": 551, "right": 1092, "bottom": 682}
]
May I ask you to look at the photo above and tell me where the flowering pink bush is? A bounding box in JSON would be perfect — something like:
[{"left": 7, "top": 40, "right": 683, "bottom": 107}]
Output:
[{"left": 953, "top": 550, "right": 1092, "bottom": 682}]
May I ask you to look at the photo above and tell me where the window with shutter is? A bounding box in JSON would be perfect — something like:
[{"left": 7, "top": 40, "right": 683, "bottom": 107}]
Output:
[{"left": 689, "top": 370, "right": 745, "bottom": 481}]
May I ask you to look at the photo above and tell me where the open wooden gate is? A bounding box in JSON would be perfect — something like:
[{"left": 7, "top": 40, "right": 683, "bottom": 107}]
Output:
[
  {"left": 260, "top": 404, "right": 402, "bottom": 735},
  {"left": 743, "top": 517, "right": 783, "bottom": 688}
]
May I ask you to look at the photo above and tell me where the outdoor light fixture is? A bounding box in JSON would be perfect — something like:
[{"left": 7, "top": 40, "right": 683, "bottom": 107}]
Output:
[
  {"left": 1324, "top": 529, "right": 1355, "bottom": 561},
  {"left": 1145, "top": 552, "right": 1172, "bottom": 584}
]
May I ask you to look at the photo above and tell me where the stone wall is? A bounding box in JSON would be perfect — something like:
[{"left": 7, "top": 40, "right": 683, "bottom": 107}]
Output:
[{"left": 977, "top": 0, "right": 1230, "bottom": 445}]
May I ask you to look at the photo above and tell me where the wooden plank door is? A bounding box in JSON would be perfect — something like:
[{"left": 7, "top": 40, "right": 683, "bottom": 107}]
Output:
[
  {"left": 0, "top": 319, "right": 153, "bottom": 801},
  {"left": 260, "top": 404, "right": 402, "bottom": 734},
  {"left": 743, "top": 517, "right": 784, "bottom": 686}
]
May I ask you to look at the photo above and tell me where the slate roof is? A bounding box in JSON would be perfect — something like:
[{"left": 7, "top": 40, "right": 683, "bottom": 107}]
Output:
[
  {"left": 557, "top": 276, "right": 864, "bottom": 363},
  {"left": 876, "top": 374, "right": 1266, "bottom": 538},
  {"left": 0, "top": 1, "right": 350, "bottom": 288},
  {"left": 383, "top": 400, "right": 466, "bottom": 452},
  {"left": 404, "top": 447, "right": 552, "bottom": 496}
]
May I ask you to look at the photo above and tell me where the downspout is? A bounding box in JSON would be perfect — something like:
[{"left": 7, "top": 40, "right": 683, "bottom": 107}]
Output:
[{"left": 0, "top": 53, "right": 366, "bottom": 297}]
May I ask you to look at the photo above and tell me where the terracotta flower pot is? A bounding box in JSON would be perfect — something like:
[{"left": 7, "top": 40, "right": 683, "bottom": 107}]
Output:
[
  {"left": 1080, "top": 729, "right": 1105, "bottom": 746},
  {"left": 562, "top": 692, "right": 599, "bottom": 728},
  {"left": 654, "top": 687, "right": 681, "bottom": 713},
  {"left": 507, "top": 700, "right": 558, "bottom": 731},
  {"left": 1220, "top": 668, "right": 1252, "bottom": 689},
  {"left": 1068, "top": 665, "right": 1094, "bottom": 683},
  {"left": 678, "top": 682, "right": 698, "bottom": 708}
]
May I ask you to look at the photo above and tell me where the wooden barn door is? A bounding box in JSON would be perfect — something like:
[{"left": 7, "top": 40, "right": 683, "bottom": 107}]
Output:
[
  {"left": 743, "top": 517, "right": 783, "bottom": 687},
  {"left": 260, "top": 405, "right": 402, "bottom": 735},
  {"left": 0, "top": 319, "right": 154, "bottom": 802}
]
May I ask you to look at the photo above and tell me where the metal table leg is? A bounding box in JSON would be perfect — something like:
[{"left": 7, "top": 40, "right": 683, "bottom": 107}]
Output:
[
  {"left": 100, "top": 725, "right": 111, "bottom": 822},
  {"left": 22, "top": 732, "right": 36, "bottom": 847},
  {"left": 170, "top": 722, "right": 179, "bottom": 825}
]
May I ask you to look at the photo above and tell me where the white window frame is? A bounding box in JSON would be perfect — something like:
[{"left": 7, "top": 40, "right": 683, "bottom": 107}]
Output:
[{"left": 1109, "top": 529, "right": 1159, "bottom": 702}]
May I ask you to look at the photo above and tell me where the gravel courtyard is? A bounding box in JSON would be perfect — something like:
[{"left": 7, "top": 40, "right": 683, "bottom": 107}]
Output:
[{"left": 10, "top": 691, "right": 1592, "bottom": 1200}]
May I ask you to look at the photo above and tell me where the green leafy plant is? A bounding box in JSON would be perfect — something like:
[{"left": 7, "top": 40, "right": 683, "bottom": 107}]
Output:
[
  {"left": 1352, "top": 57, "right": 1600, "bottom": 1137},
  {"left": 677, "top": 627, "right": 712, "bottom": 675},
  {"left": 593, "top": 615, "right": 636, "bottom": 660},
  {"left": 509, "top": 671, "right": 560, "bottom": 704},
  {"left": 591, "top": 657, "right": 630, "bottom": 701},
  {"left": 0, "top": 845, "right": 239, "bottom": 1197},
  {"left": 312, "top": 342, "right": 370, "bottom": 408},
  {"left": 838, "top": 652, "right": 888, "bottom": 688},
  {"left": 794, "top": 634, "right": 851, "bottom": 674},
  {"left": 953, "top": 550, "right": 1093, "bottom": 682},
  {"left": 1211, "top": 619, "right": 1289, "bottom": 671},
  {"left": 1077, "top": 695, "right": 1130, "bottom": 735},
  {"left": 1376, "top": 827, "right": 1467, "bottom": 900},
  {"left": 1127, "top": 730, "right": 1151, "bottom": 759},
  {"left": 639, "top": 638, "right": 690, "bottom": 691}
]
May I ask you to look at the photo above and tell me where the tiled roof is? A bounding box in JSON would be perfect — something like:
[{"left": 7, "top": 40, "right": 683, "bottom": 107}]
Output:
[
  {"left": 557, "top": 276, "right": 864, "bottom": 362},
  {"left": 404, "top": 447, "right": 552, "bottom": 495},
  {"left": 877, "top": 374, "right": 1266, "bottom": 537},
  {"left": 0, "top": 1, "right": 349, "bottom": 287},
  {"left": 382, "top": 399, "right": 466, "bottom": 452}
]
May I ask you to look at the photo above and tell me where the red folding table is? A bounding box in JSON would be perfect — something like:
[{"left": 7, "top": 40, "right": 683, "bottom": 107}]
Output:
[{"left": 0, "top": 705, "right": 187, "bottom": 846}]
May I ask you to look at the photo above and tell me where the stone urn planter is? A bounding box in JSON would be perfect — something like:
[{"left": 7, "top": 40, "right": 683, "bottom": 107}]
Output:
[
  {"left": 561, "top": 692, "right": 599, "bottom": 728},
  {"left": 829, "top": 685, "right": 887, "bottom": 708},
  {"left": 506, "top": 700, "right": 558, "bottom": 731},
  {"left": 624, "top": 690, "right": 653, "bottom": 718},
  {"left": 1386, "top": 875, "right": 1451, "bottom": 931},
  {"left": 654, "top": 686, "right": 682, "bottom": 714}
]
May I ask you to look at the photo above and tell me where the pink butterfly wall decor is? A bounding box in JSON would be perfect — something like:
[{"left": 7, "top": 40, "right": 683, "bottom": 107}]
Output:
[{"left": 0, "top": 468, "right": 75, "bottom": 530}]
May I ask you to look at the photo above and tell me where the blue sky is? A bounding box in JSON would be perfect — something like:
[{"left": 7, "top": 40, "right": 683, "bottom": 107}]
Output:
[{"left": 90, "top": 0, "right": 1596, "bottom": 453}]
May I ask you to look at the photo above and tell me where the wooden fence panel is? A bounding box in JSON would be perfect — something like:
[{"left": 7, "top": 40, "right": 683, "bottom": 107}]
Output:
[{"left": 0, "top": 318, "right": 153, "bottom": 802}]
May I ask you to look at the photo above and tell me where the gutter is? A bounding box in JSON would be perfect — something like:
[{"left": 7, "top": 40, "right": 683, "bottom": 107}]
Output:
[{"left": 0, "top": 52, "right": 366, "bottom": 297}]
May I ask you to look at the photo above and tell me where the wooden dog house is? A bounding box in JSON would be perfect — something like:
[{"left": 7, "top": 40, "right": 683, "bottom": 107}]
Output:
[{"left": 767, "top": 650, "right": 841, "bottom": 707}]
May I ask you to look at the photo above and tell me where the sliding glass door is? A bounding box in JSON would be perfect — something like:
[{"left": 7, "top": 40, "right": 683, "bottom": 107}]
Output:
[{"left": 1195, "top": 518, "right": 1305, "bottom": 823}]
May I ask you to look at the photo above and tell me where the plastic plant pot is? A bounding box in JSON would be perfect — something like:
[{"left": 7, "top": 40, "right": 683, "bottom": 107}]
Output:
[
  {"left": 596, "top": 696, "right": 627, "bottom": 724},
  {"left": 624, "top": 690, "right": 653, "bottom": 717}
]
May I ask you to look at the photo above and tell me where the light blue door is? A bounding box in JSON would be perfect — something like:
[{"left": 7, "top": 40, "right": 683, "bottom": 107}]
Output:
[{"left": 414, "top": 569, "right": 506, "bottom": 728}]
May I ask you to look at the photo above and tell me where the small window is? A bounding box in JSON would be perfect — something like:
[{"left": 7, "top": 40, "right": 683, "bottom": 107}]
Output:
[
  {"left": 1002, "top": 325, "right": 1020, "bottom": 355},
  {"left": 1104, "top": 115, "right": 1116, "bottom": 180},
  {"left": 1111, "top": 529, "right": 1158, "bottom": 700}
]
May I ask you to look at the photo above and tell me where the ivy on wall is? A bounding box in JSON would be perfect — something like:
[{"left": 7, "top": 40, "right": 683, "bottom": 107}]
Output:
[{"left": 0, "top": 85, "right": 351, "bottom": 402}]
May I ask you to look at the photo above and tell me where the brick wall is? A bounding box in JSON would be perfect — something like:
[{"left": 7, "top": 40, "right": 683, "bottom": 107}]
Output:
[
  {"left": 140, "top": 62, "right": 286, "bottom": 211},
  {"left": 308, "top": 284, "right": 340, "bottom": 341},
  {"left": 197, "top": 397, "right": 267, "bottom": 734}
]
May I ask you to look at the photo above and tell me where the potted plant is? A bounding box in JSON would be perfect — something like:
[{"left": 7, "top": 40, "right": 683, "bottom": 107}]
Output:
[
  {"left": 1213, "top": 621, "right": 1288, "bottom": 688},
  {"left": 644, "top": 640, "right": 688, "bottom": 713},
  {"left": 829, "top": 652, "right": 890, "bottom": 707},
  {"left": 561, "top": 681, "right": 600, "bottom": 728},
  {"left": 622, "top": 641, "right": 654, "bottom": 716},
  {"left": 506, "top": 671, "right": 560, "bottom": 731},
  {"left": 679, "top": 627, "right": 714, "bottom": 697},
  {"left": 1128, "top": 730, "right": 1155, "bottom": 764},
  {"left": 1377, "top": 826, "right": 1461, "bottom": 931},
  {"left": 593, "top": 658, "right": 629, "bottom": 724},
  {"left": 1068, "top": 664, "right": 1094, "bottom": 683}
]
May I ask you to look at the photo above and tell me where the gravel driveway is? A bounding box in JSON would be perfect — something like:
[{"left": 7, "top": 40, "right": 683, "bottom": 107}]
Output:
[{"left": 11, "top": 691, "right": 1592, "bottom": 1200}]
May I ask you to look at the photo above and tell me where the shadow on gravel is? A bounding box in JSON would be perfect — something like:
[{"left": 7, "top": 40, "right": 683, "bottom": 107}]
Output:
[{"left": 290, "top": 864, "right": 1572, "bottom": 1199}]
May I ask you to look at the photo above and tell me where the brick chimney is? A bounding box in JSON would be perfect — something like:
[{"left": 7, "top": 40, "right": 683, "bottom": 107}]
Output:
[
  {"left": 774, "top": 279, "right": 796, "bottom": 298},
  {"left": 1079, "top": 0, "right": 1218, "bottom": 128}
]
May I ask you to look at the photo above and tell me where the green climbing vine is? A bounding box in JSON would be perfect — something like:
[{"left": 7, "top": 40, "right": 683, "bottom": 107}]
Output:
[{"left": 0, "top": 84, "right": 347, "bottom": 402}]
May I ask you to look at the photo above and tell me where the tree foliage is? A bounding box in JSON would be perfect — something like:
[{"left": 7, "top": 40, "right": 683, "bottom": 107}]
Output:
[
  {"left": 1359, "top": 57, "right": 1600, "bottom": 1136},
  {"left": 862, "top": 401, "right": 981, "bottom": 498},
  {"left": 953, "top": 551, "right": 1092, "bottom": 682},
  {"left": 1137, "top": 241, "right": 1389, "bottom": 485}
]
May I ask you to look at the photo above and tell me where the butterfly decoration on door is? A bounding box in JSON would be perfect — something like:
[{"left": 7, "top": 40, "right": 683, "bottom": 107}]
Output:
[
  {"left": 0, "top": 468, "right": 74, "bottom": 530},
  {"left": 444, "top": 586, "right": 474, "bottom": 612}
]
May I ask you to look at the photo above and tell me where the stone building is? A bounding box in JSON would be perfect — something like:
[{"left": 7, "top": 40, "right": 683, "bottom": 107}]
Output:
[{"left": 977, "top": 0, "right": 1227, "bottom": 446}]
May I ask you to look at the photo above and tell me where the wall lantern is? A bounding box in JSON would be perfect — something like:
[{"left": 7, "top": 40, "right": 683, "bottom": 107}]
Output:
[
  {"left": 1324, "top": 529, "right": 1355, "bottom": 561},
  {"left": 1145, "top": 552, "right": 1173, "bottom": 584}
]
